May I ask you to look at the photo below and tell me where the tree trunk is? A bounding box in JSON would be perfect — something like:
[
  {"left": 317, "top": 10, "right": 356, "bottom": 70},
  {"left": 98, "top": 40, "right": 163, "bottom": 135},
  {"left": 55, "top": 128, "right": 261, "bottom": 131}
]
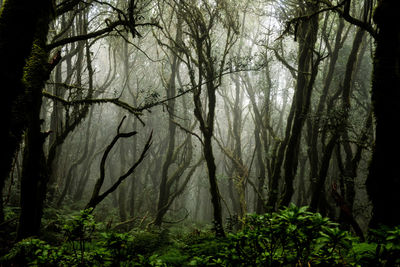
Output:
[
  {"left": 280, "top": 2, "right": 320, "bottom": 207},
  {"left": 56, "top": 108, "right": 93, "bottom": 207},
  {"left": 307, "top": 18, "right": 345, "bottom": 192},
  {"left": 16, "top": 3, "right": 53, "bottom": 239},
  {"left": 154, "top": 20, "right": 182, "bottom": 226},
  {"left": 0, "top": 0, "right": 53, "bottom": 223},
  {"left": 310, "top": 27, "right": 365, "bottom": 211},
  {"left": 366, "top": 0, "right": 400, "bottom": 227}
]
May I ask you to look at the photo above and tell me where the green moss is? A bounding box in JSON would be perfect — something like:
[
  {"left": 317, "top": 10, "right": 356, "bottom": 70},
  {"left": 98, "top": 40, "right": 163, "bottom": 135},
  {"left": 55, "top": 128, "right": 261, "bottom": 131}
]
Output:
[
  {"left": 22, "top": 41, "right": 49, "bottom": 90},
  {"left": 21, "top": 5, "right": 51, "bottom": 99},
  {"left": 0, "top": 0, "right": 7, "bottom": 16}
]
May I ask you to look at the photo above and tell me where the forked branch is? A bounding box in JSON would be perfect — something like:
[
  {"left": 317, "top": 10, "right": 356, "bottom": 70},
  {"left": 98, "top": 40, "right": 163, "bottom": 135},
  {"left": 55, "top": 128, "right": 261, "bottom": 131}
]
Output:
[{"left": 86, "top": 118, "right": 152, "bottom": 210}]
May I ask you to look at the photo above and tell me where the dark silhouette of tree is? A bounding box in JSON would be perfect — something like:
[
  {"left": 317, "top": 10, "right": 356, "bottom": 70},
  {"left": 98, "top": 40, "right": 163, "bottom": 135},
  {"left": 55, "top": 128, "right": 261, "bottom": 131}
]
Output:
[
  {"left": 0, "top": 0, "right": 159, "bottom": 237},
  {"left": 86, "top": 117, "right": 152, "bottom": 210},
  {"left": 366, "top": 0, "right": 400, "bottom": 228},
  {"left": 175, "top": 0, "right": 238, "bottom": 237},
  {"left": 0, "top": 0, "right": 54, "bottom": 224}
]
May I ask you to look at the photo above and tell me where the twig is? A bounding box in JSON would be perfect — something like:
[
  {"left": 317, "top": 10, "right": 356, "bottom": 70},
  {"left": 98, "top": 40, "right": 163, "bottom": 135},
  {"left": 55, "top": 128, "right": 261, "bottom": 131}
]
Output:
[{"left": 171, "top": 119, "right": 204, "bottom": 146}]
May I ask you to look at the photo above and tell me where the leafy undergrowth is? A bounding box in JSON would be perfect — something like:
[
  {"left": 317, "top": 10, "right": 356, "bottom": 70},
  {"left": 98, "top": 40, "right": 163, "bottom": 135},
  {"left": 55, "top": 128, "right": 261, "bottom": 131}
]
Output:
[{"left": 1, "top": 205, "right": 400, "bottom": 266}]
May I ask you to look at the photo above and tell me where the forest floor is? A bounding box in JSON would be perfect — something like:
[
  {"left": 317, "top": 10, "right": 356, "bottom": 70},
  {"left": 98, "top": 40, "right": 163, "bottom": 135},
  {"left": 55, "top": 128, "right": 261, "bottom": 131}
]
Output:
[{"left": 1, "top": 205, "right": 400, "bottom": 266}]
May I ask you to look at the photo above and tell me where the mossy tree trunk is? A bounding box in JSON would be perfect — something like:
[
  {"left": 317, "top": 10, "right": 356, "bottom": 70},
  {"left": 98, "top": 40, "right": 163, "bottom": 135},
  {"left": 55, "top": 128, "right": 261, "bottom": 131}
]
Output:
[
  {"left": 0, "top": 0, "right": 52, "bottom": 223},
  {"left": 310, "top": 28, "right": 365, "bottom": 211},
  {"left": 16, "top": 1, "right": 54, "bottom": 239},
  {"left": 307, "top": 17, "right": 345, "bottom": 197},
  {"left": 280, "top": 1, "right": 320, "bottom": 207},
  {"left": 366, "top": 0, "right": 400, "bottom": 227},
  {"left": 177, "top": 0, "right": 237, "bottom": 237}
]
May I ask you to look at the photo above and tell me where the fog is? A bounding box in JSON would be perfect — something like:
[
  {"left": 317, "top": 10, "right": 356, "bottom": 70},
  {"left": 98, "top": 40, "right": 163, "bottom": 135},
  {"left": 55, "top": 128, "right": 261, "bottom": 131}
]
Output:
[{"left": 2, "top": 0, "right": 380, "bottom": 240}]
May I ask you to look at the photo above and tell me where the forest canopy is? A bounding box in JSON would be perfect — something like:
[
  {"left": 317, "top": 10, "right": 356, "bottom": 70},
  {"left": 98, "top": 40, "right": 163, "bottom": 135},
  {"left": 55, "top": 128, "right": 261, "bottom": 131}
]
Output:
[{"left": 1, "top": 0, "right": 400, "bottom": 265}]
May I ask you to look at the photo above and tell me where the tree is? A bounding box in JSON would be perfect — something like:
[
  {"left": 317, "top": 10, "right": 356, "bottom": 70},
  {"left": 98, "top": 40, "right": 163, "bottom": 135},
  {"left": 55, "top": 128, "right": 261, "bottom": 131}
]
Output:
[
  {"left": 366, "top": 0, "right": 400, "bottom": 227},
  {"left": 319, "top": 0, "right": 400, "bottom": 227},
  {"left": 86, "top": 117, "right": 152, "bottom": 211},
  {"left": 309, "top": 26, "right": 366, "bottom": 212},
  {"left": 265, "top": 0, "right": 321, "bottom": 209},
  {"left": 1, "top": 0, "right": 159, "bottom": 237},
  {"left": 0, "top": 0, "right": 54, "bottom": 224},
  {"left": 175, "top": 0, "right": 238, "bottom": 237},
  {"left": 16, "top": 1, "right": 58, "bottom": 240}
]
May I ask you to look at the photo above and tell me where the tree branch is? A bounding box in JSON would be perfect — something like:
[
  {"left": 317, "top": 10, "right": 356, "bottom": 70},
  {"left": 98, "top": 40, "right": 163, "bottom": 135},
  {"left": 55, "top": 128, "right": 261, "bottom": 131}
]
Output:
[
  {"left": 86, "top": 129, "right": 152, "bottom": 210},
  {"left": 46, "top": 19, "right": 161, "bottom": 50},
  {"left": 318, "top": 0, "right": 377, "bottom": 39}
]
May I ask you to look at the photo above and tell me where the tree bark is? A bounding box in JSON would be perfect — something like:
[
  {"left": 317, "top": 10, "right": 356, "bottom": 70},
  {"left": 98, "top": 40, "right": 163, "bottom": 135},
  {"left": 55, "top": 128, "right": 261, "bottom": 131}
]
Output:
[
  {"left": 16, "top": 2, "right": 54, "bottom": 239},
  {"left": 0, "top": 0, "right": 53, "bottom": 222},
  {"left": 310, "top": 28, "right": 365, "bottom": 211},
  {"left": 366, "top": 0, "right": 400, "bottom": 227},
  {"left": 280, "top": 2, "right": 320, "bottom": 206},
  {"left": 307, "top": 18, "right": 345, "bottom": 191},
  {"left": 86, "top": 129, "right": 151, "bottom": 211},
  {"left": 154, "top": 64, "right": 178, "bottom": 226}
]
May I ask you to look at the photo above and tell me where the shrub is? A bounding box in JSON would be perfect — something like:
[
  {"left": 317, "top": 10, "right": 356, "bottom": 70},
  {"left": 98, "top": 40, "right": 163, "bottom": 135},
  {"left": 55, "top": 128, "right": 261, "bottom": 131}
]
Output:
[
  {"left": 214, "top": 204, "right": 359, "bottom": 266},
  {"left": 3, "top": 206, "right": 400, "bottom": 266},
  {"left": 0, "top": 238, "right": 62, "bottom": 266}
]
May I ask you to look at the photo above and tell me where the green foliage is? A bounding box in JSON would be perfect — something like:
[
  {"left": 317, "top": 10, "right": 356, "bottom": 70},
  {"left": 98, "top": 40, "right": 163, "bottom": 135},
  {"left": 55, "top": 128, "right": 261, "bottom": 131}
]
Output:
[
  {"left": 130, "top": 230, "right": 166, "bottom": 255},
  {"left": 99, "top": 231, "right": 134, "bottom": 262},
  {"left": 184, "top": 235, "right": 229, "bottom": 266},
  {"left": 97, "top": 230, "right": 168, "bottom": 264},
  {"left": 178, "top": 205, "right": 398, "bottom": 266},
  {"left": 3, "top": 206, "right": 400, "bottom": 266},
  {"left": 156, "top": 247, "right": 188, "bottom": 266},
  {"left": 63, "top": 208, "right": 97, "bottom": 265},
  {"left": 1, "top": 208, "right": 101, "bottom": 266},
  {"left": 63, "top": 208, "right": 97, "bottom": 242},
  {"left": 0, "top": 238, "right": 62, "bottom": 266},
  {"left": 214, "top": 204, "right": 356, "bottom": 266},
  {"left": 3, "top": 205, "right": 18, "bottom": 222},
  {"left": 366, "top": 225, "right": 400, "bottom": 265},
  {"left": 40, "top": 207, "right": 68, "bottom": 243}
]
